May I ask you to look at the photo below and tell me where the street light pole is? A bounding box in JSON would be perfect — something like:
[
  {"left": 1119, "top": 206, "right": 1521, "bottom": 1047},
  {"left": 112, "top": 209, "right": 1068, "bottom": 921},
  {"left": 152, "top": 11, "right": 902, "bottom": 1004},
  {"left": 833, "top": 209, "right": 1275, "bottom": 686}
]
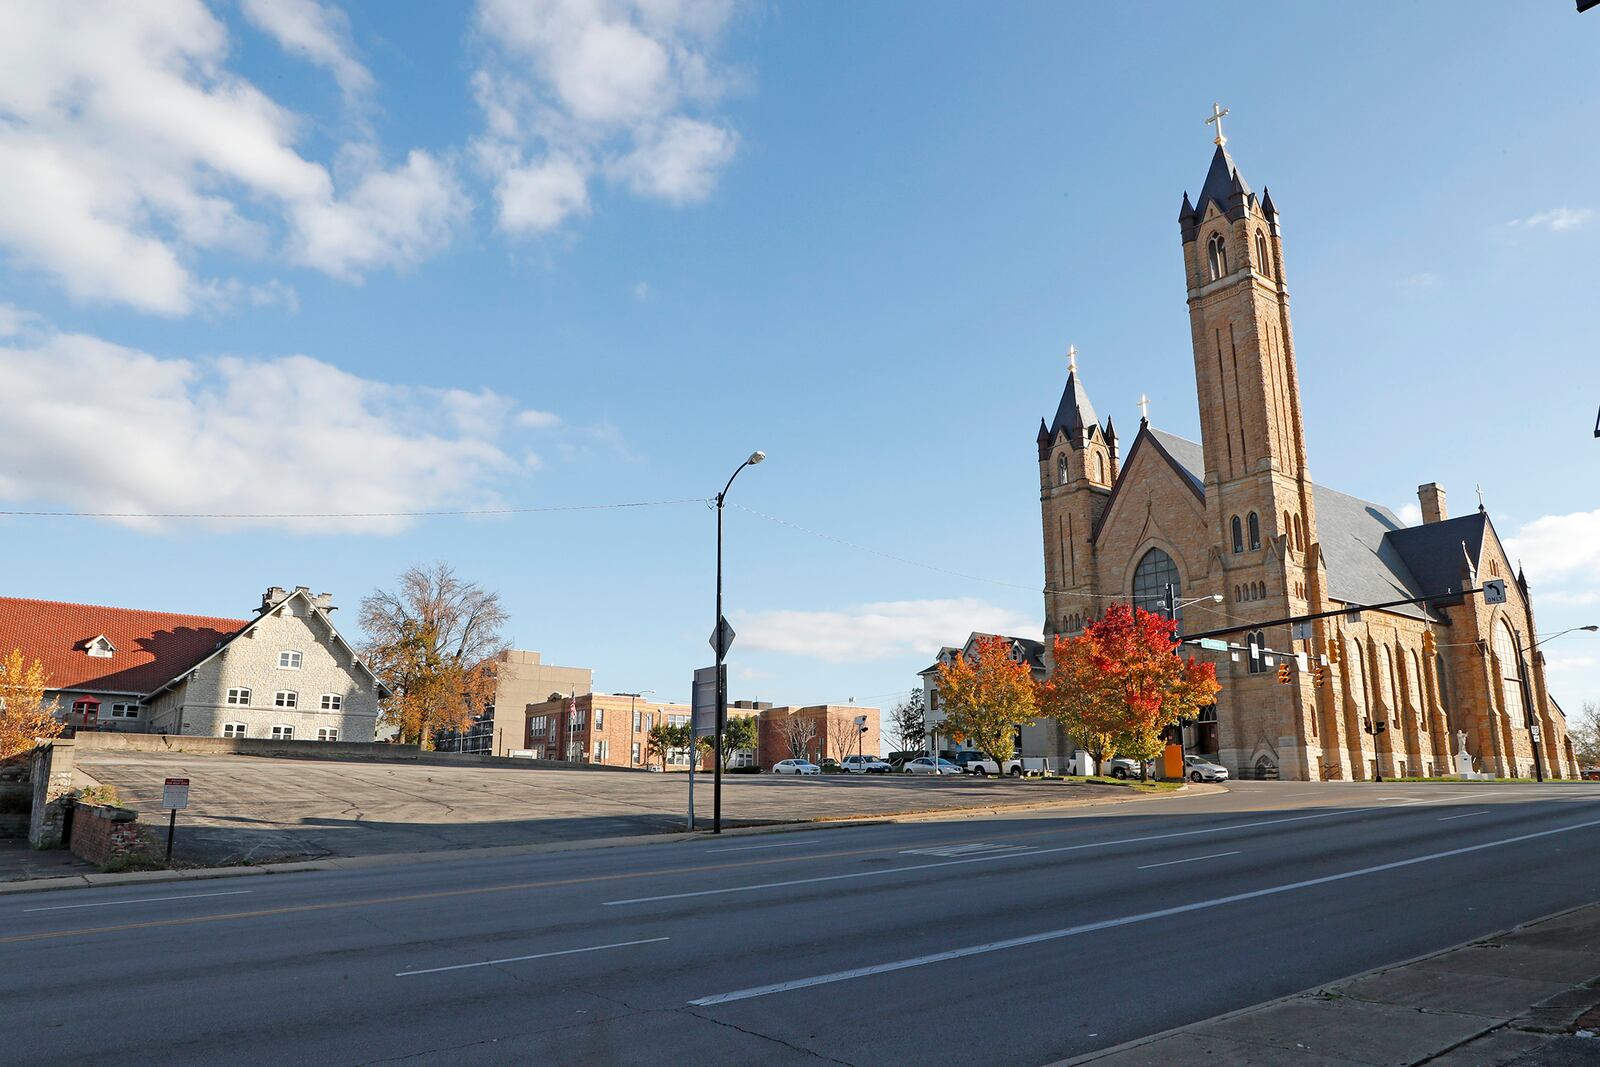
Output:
[{"left": 714, "top": 450, "right": 765, "bottom": 834}]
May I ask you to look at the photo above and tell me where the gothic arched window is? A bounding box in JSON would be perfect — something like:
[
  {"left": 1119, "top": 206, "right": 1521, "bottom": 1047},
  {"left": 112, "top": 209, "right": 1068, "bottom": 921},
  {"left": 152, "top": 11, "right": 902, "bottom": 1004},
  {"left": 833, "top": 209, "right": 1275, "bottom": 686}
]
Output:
[
  {"left": 1247, "top": 629, "right": 1267, "bottom": 674},
  {"left": 1255, "top": 230, "right": 1269, "bottom": 274},
  {"left": 1132, "top": 547, "right": 1182, "bottom": 629},
  {"left": 1056, "top": 453, "right": 1068, "bottom": 485},
  {"left": 1295, "top": 514, "right": 1306, "bottom": 551},
  {"left": 1410, "top": 649, "right": 1428, "bottom": 732},
  {"left": 1436, "top": 654, "right": 1449, "bottom": 710},
  {"left": 1207, "top": 234, "right": 1228, "bottom": 280},
  {"left": 1095, "top": 453, "right": 1106, "bottom": 483},
  {"left": 1231, "top": 516, "right": 1243, "bottom": 554},
  {"left": 1494, "top": 622, "right": 1525, "bottom": 728},
  {"left": 1247, "top": 512, "right": 1261, "bottom": 550}
]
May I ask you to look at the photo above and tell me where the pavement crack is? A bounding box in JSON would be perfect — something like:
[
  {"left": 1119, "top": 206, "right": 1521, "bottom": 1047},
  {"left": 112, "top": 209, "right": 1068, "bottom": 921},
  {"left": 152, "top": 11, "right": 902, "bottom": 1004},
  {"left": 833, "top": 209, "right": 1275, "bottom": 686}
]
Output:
[{"left": 683, "top": 1007, "right": 858, "bottom": 1065}]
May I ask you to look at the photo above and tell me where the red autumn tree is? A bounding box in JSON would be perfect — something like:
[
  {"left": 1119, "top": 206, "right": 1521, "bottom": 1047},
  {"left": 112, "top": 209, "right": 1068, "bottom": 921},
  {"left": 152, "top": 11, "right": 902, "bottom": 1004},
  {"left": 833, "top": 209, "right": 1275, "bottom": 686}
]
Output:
[
  {"left": 1037, "top": 604, "right": 1221, "bottom": 774},
  {"left": 935, "top": 636, "right": 1038, "bottom": 768}
]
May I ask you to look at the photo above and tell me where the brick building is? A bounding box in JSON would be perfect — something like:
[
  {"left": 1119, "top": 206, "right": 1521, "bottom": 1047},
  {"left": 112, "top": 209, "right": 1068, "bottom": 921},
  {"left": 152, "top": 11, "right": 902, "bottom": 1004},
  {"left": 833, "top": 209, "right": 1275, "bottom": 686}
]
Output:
[
  {"left": 1034, "top": 130, "right": 1579, "bottom": 781},
  {"left": 755, "top": 704, "right": 881, "bottom": 769},
  {"left": 522, "top": 691, "right": 692, "bottom": 768}
]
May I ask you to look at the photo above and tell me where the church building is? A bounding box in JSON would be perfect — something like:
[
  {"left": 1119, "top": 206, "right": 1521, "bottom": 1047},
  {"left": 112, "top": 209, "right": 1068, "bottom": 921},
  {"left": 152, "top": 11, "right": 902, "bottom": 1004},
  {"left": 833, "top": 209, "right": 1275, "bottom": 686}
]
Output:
[{"left": 1038, "top": 121, "right": 1579, "bottom": 782}]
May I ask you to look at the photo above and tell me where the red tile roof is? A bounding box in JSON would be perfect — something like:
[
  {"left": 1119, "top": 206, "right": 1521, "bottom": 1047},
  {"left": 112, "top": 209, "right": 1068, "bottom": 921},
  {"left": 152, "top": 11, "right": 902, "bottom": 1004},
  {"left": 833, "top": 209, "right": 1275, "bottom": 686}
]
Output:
[{"left": 0, "top": 597, "right": 251, "bottom": 696}]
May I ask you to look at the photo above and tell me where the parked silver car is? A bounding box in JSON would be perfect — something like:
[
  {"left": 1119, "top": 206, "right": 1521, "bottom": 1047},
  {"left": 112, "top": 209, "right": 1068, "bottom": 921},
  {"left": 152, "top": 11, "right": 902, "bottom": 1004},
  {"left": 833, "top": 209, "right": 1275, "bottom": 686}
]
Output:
[
  {"left": 1184, "top": 755, "right": 1229, "bottom": 782},
  {"left": 772, "top": 758, "right": 821, "bottom": 776},
  {"left": 841, "top": 755, "right": 891, "bottom": 774}
]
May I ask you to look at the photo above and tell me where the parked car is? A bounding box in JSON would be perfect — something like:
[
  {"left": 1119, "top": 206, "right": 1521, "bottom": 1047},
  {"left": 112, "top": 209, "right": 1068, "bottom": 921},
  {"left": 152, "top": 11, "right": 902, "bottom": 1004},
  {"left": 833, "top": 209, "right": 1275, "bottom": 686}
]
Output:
[
  {"left": 951, "top": 751, "right": 989, "bottom": 771},
  {"left": 819, "top": 758, "right": 842, "bottom": 773},
  {"left": 903, "top": 757, "right": 962, "bottom": 775},
  {"left": 964, "top": 756, "right": 1027, "bottom": 778},
  {"left": 1104, "top": 757, "right": 1142, "bottom": 780},
  {"left": 841, "top": 754, "right": 891, "bottom": 774},
  {"left": 772, "top": 758, "right": 820, "bottom": 776},
  {"left": 1581, "top": 768, "right": 1600, "bottom": 781},
  {"left": 1184, "top": 755, "right": 1229, "bottom": 782}
]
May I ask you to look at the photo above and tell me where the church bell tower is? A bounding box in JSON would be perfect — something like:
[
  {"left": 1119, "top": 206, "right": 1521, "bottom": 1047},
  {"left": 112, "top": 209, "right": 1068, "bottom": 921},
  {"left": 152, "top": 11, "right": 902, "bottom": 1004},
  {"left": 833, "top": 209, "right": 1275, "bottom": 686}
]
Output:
[{"left": 1179, "top": 106, "right": 1319, "bottom": 585}]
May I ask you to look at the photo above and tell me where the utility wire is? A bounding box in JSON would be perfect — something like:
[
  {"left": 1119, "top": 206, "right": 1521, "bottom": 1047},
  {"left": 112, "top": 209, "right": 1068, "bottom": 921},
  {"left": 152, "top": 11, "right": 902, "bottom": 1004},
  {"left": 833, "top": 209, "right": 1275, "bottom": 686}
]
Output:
[{"left": 0, "top": 498, "right": 709, "bottom": 520}]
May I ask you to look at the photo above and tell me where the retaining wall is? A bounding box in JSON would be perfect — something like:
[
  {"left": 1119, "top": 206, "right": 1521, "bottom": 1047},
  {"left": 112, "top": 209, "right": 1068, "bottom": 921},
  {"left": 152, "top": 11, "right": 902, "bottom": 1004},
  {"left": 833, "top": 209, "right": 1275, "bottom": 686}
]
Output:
[{"left": 68, "top": 732, "right": 643, "bottom": 772}]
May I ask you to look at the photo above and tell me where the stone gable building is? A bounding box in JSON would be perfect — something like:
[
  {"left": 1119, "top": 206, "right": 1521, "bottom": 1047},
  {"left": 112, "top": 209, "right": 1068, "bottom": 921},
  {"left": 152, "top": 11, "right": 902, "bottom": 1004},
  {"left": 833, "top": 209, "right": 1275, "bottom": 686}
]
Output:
[
  {"left": 1037, "top": 136, "right": 1579, "bottom": 782},
  {"left": 0, "top": 586, "right": 385, "bottom": 743}
]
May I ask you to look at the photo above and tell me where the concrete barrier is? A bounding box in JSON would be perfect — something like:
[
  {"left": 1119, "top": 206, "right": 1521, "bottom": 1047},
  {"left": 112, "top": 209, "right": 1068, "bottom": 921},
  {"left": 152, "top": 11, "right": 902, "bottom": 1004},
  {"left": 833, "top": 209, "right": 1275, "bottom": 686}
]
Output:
[{"left": 67, "top": 731, "right": 644, "bottom": 772}]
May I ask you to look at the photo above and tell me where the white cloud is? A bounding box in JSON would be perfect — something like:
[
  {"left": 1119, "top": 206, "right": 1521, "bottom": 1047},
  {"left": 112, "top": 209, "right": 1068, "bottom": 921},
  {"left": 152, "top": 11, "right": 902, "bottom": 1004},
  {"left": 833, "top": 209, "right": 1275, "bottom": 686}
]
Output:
[
  {"left": 515, "top": 409, "right": 562, "bottom": 429},
  {"left": 0, "top": 322, "right": 558, "bottom": 534},
  {"left": 0, "top": 303, "right": 42, "bottom": 338},
  {"left": 472, "top": 0, "right": 742, "bottom": 236},
  {"left": 632, "top": 281, "right": 650, "bottom": 300},
  {"left": 0, "top": 1, "right": 465, "bottom": 314},
  {"left": 736, "top": 598, "right": 1040, "bottom": 664},
  {"left": 1507, "top": 207, "right": 1595, "bottom": 233},
  {"left": 1504, "top": 509, "right": 1600, "bottom": 587},
  {"left": 241, "top": 0, "right": 373, "bottom": 100},
  {"left": 1396, "top": 502, "right": 1423, "bottom": 526}
]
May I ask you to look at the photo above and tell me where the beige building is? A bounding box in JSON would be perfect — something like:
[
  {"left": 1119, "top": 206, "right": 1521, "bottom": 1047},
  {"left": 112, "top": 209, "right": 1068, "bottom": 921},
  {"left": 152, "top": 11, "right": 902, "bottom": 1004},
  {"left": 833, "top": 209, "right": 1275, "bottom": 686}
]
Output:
[
  {"left": 482, "top": 650, "right": 593, "bottom": 756},
  {"left": 0, "top": 586, "right": 385, "bottom": 743},
  {"left": 1034, "top": 133, "right": 1578, "bottom": 781}
]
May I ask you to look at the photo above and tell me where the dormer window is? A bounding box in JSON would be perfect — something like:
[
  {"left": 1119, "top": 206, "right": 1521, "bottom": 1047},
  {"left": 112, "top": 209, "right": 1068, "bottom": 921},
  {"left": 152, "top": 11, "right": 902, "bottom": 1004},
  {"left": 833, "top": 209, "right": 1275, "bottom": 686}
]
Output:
[
  {"left": 278, "top": 650, "right": 303, "bottom": 670},
  {"left": 1207, "top": 233, "right": 1228, "bottom": 280},
  {"left": 86, "top": 635, "right": 115, "bottom": 659}
]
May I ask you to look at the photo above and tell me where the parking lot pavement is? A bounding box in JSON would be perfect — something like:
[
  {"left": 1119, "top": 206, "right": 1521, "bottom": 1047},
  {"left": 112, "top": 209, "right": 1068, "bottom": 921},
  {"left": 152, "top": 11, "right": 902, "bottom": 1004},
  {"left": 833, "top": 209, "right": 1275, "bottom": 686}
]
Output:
[{"left": 75, "top": 752, "right": 1135, "bottom": 866}]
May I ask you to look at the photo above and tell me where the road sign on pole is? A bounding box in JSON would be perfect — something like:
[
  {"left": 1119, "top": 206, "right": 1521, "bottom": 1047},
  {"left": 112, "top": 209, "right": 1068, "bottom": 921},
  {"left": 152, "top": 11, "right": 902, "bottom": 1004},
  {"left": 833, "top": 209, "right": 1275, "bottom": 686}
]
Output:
[
  {"left": 708, "top": 616, "right": 736, "bottom": 658},
  {"left": 1483, "top": 579, "right": 1508, "bottom": 605},
  {"left": 692, "top": 665, "right": 722, "bottom": 734},
  {"left": 1196, "top": 638, "right": 1229, "bottom": 652},
  {"left": 162, "top": 777, "right": 189, "bottom": 863}
]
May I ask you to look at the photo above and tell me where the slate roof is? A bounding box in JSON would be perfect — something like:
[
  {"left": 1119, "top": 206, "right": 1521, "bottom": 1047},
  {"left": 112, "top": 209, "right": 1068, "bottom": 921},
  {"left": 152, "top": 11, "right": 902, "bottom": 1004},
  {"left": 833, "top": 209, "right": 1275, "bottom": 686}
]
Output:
[
  {"left": 1192, "top": 144, "right": 1253, "bottom": 221},
  {"left": 1048, "top": 369, "right": 1099, "bottom": 439},
  {"left": 0, "top": 597, "right": 250, "bottom": 695},
  {"left": 1134, "top": 428, "right": 1445, "bottom": 621}
]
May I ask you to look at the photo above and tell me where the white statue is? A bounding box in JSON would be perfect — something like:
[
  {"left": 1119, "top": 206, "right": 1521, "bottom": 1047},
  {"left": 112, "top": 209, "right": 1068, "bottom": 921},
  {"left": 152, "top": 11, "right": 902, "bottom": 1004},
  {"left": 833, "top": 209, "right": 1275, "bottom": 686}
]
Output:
[{"left": 1456, "top": 730, "right": 1469, "bottom": 756}]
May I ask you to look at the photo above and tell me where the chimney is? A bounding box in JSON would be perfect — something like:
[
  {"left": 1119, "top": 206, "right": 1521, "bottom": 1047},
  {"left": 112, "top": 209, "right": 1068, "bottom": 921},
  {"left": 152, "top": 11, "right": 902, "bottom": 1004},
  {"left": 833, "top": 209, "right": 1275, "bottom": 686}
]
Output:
[
  {"left": 1417, "top": 483, "right": 1448, "bottom": 524},
  {"left": 312, "top": 591, "right": 336, "bottom": 613},
  {"left": 260, "top": 586, "right": 290, "bottom": 612}
]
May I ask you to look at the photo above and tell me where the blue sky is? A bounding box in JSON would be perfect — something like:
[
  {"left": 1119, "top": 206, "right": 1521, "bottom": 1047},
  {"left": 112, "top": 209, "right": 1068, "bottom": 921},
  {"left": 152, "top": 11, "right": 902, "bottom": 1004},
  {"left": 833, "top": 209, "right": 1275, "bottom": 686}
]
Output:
[{"left": 2, "top": 1, "right": 1597, "bottom": 720}]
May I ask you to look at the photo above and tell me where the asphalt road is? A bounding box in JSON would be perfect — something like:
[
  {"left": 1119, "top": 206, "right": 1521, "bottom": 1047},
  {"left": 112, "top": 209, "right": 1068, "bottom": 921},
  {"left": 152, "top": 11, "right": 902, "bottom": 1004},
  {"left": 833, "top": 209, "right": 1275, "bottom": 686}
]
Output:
[{"left": 5, "top": 782, "right": 1600, "bottom": 1065}]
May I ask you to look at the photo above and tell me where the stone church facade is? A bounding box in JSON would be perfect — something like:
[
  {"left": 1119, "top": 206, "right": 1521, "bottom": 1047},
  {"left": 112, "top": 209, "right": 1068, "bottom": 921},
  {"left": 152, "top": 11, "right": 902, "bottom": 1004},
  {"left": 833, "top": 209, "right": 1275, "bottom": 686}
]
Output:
[{"left": 1038, "top": 137, "right": 1579, "bottom": 782}]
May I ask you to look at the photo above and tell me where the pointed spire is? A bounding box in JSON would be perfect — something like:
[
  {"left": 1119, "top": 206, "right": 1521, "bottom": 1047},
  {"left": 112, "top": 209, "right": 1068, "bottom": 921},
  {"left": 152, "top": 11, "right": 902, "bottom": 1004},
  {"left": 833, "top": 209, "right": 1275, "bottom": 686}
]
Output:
[
  {"left": 1046, "top": 345, "right": 1099, "bottom": 444},
  {"left": 1260, "top": 186, "right": 1277, "bottom": 218},
  {"left": 1179, "top": 191, "right": 1195, "bottom": 222},
  {"left": 1103, "top": 416, "right": 1118, "bottom": 445},
  {"left": 1193, "top": 143, "right": 1253, "bottom": 223}
]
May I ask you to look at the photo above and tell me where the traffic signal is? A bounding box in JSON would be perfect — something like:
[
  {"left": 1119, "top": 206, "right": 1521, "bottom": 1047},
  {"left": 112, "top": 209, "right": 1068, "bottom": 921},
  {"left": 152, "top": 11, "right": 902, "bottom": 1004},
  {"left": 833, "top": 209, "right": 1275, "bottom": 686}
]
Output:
[
  {"left": 1422, "top": 631, "right": 1437, "bottom": 656},
  {"left": 1312, "top": 665, "right": 1326, "bottom": 688},
  {"left": 1277, "top": 663, "right": 1291, "bottom": 684},
  {"left": 1326, "top": 640, "right": 1340, "bottom": 665},
  {"left": 1362, "top": 716, "right": 1372, "bottom": 735}
]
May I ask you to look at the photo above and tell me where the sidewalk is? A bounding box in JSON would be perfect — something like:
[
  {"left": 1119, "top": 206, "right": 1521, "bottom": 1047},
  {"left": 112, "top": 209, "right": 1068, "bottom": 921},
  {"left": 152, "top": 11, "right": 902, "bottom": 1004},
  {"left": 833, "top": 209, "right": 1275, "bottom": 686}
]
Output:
[{"left": 1068, "top": 903, "right": 1600, "bottom": 1066}]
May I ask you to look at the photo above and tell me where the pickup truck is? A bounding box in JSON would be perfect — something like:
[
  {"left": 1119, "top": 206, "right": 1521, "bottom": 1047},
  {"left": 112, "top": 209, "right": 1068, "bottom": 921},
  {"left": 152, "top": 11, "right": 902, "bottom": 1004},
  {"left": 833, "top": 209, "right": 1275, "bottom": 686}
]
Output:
[{"left": 964, "top": 756, "right": 1062, "bottom": 778}]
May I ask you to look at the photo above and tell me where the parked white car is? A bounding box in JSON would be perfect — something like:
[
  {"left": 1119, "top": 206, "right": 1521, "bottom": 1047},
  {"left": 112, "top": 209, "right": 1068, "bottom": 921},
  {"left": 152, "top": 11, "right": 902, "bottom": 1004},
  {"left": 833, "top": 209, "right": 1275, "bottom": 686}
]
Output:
[
  {"left": 903, "top": 757, "right": 962, "bottom": 776},
  {"left": 772, "top": 758, "right": 821, "bottom": 776},
  {"left": 1104, "top": 757, "right": 1142, "bottom": 780},
  {"left": 1184, "top": 755, "right": 1229, "bottom": 783},
  {"left": 841, "top": 755, "right": 891, "bottom": 774},
  {"left": 964, "top": 756, "right": 1026, "bottom": 778}
]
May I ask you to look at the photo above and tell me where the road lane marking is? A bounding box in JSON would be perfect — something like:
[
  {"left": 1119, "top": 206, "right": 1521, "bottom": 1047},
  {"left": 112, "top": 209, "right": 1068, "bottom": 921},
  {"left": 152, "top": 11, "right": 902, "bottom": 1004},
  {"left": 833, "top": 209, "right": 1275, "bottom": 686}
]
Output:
[
  {"left": 396, "top": 937, "right": 669, "bottom": 977},
  {"left": 900, "top": 843, "right": 1038, "bottom": 858},
  {"left": 686, "top": 814, "right": 1600, "bottom": 1006},
  {"left": 1438, "top": 811, "right": 1490, "bottom": 822},
  {"left": 1136, "top": 851, "right": 1241, "bottom": 870},
  {"left": 705, "top": 841, "right": 811, "bottom": 854},
  {"left": 4, "top": 790, "right": 1559, "bottom": 945},
  {"left": 23, "top": 890, "right": 252, "bottom": 913}
]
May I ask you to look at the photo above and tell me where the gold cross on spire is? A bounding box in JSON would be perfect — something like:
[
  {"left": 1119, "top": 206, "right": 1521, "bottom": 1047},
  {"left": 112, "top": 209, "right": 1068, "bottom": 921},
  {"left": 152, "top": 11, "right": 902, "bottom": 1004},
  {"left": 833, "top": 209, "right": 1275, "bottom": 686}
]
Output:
[
  {"left": 1206, "top": 102, "right": 1229, "bottom": 147},
  {"left": 1067, "top": 344, "right": 1077, "bottom": 375}
]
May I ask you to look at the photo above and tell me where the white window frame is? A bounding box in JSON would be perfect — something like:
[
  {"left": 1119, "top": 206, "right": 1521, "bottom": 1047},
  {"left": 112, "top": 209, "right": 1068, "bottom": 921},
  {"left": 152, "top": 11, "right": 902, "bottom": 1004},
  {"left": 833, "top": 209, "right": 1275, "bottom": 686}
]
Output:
[
  {"left": 594, "top": 739, "right": 609, "bottom": 761},
  {"left": 320, "top": 694, "right": 342, "bottom": 711},
  {"left": 274, "top": 690, "right": 298, "bottom": 709},
  {"left": 594, "top": 707, "right": 603, "bottom": 729},
  {"left": 631, "top": 742, "right": 641, "bottom": 764},
  {"left": 108, "top": 703, "right": 141, "bottom": 719},
  {"left": 223, "top": 722, "right": 247, "bottom": 738},
  {"left": 278, "top": 650, "right": 304, "bottom": 670},
  {"left": 270, "top": 725, "right": 295, "bottom": 740},
  {"left": 227, "top": 687, "right": 252, "bottom": 706},
  {"left": 317, "top": 728, "right": 338, "bottom": 742}
]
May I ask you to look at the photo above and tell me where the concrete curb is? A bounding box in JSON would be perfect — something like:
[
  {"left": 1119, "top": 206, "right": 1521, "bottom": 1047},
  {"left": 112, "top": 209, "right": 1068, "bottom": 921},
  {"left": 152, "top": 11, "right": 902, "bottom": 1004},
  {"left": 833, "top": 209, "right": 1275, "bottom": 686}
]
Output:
[
  {"left": 0, "top": 779, "right": 1206, "bottom": 896},
  {"left": 1052, "top": 898, "right": 1600, "bottom": 1066}
]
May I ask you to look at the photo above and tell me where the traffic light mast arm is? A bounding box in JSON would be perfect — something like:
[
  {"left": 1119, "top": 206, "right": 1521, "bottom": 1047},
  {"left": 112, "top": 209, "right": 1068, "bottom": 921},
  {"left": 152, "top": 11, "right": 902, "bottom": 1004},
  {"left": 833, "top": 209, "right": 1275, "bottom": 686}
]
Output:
[{"left": 1180, "top": 586, "right": 1486, "bottom": 644}]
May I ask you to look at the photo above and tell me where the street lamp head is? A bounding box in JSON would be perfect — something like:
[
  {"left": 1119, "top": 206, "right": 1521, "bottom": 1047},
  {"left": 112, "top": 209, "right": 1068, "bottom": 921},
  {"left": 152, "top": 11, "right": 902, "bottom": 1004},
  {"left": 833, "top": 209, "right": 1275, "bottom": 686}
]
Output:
[
  {"left": 1583, "top": 625, "right": 1600, "bottom": 633},
  {"left": 747, "top": 450, "right": 766, "bottom": 465},
  {"left": 1210, "top": 594, "right": 1224, "bottom": 603}
]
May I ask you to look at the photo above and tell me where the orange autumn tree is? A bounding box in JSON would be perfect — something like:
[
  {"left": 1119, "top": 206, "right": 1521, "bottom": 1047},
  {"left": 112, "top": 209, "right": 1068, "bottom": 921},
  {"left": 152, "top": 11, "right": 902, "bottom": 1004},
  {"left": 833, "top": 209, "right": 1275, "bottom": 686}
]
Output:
[
  {"left": 1037, "top": 604, "right": 1220, "bottom": 774},
  {"left": 935, "top": 636, "right": 1037, "bottom": 767},
  {"left": 0, "top": 649, "right": 61, "bottom": 760}
]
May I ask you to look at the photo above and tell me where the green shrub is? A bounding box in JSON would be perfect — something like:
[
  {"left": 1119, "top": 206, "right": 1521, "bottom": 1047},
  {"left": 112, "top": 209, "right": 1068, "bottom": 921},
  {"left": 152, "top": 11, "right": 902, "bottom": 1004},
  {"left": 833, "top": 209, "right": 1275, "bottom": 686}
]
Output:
[{"left": 75, "top": 784, "right": 122, "bottom": 807}]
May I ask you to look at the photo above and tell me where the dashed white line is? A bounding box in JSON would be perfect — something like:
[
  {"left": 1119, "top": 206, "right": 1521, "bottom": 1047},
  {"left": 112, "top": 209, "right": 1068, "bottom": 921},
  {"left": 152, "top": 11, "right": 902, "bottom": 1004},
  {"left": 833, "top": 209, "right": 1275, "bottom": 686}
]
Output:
[
  {"left": 1136, "top": 850, "right": 1241, "bottom": 870},
  {"left": 687, "top": 815, "right": 1600, "bottom": 1006},
  {"left": 705, "top": 840, "right": 812, "bottom": 854},
  {"left": 1438, "top": 810, "right": 1489, "bottom": 821},
  {"left": 396, "top": 937, "right": 670, "bottom": 977},
  {"left": 23, "top": 890, "right": 252, "bottom": 913}
]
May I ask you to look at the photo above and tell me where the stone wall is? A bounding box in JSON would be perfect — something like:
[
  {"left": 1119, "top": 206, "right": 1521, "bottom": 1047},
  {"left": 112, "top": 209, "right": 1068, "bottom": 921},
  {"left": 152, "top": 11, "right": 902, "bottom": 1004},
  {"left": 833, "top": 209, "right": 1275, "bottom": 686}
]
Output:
[
  {"left": 69, "top": 804, "right": 148, "bottom": 866},
  {"left": 29, "top": 739, "right": 76, "bottom": 848}
]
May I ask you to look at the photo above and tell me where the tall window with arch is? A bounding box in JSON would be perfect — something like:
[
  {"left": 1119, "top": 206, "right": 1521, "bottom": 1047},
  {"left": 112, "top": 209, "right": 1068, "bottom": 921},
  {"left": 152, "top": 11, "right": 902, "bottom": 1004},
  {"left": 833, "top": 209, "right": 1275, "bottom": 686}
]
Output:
[
  {"left": 1231, "top": 516, "right": 1243, "bottom": 554},
  {"left": 1351, "top": 642, "right": 1371, "bottom": 721},
  {"left": 1293, "top": 514, "right": 1305, "bottom": 551},
  {"left": 1247, "top": 512, "right": 1261, "bottom": 550},
  {"left": 1493, "top": 622, "right": 1525, "bottom": 728},
  {"left": 1255, "top": 230, "right": 1269, "bottom": 274},
  {"left": 1206, "top": 233, "right": 1228, "bottom": 280},
  {"left": 1132, "top": 547, "right": 1182, "bottom": 631},
  {"left": 1247, "top": 629, "right": 1268, "bottom": 674},
  {"left": 1095, "top": 453, "right": 1106, "bottom": 483},
  {"left": 1056, "top": 453, "right": 1068, "bottom": 485},
  {"left": 1410, "top": 648, "right": 1429, "bottom": 731}
]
